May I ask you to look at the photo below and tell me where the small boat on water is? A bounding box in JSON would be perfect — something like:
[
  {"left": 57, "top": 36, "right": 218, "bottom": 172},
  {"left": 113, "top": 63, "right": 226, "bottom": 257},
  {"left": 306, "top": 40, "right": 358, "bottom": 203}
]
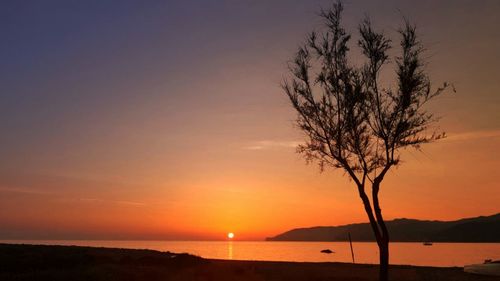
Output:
[
  {"left": 422, "top": 242, "right": 433, "bottom": 246},
  {"left": 320, "top": 249, "right": 334, "bottom": 254},
  {"left": 464, "top": 260, "right": 500, "bottom": 276}
]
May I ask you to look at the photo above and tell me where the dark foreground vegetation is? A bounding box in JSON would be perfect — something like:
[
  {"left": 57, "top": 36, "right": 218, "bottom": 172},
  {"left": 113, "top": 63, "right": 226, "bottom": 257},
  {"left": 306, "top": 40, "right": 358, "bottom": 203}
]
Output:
[{"left": 0, "top": 243, "right": 497, "bottom": 281}]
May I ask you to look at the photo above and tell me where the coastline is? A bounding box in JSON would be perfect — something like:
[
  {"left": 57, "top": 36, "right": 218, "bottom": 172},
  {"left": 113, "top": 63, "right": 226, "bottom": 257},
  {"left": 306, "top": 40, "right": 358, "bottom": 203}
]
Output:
[
  {"left": 2, "top": 240, "right": 497, "bottom": 267},
  {"left": 1, "top": 243, "right": 497, "bottom": 281}
]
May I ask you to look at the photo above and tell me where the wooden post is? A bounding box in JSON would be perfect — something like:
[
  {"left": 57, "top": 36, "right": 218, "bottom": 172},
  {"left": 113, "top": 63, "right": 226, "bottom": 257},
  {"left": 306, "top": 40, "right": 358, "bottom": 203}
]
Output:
[{"left": 348, "top": 232, "right": 355, "bottom": 263}]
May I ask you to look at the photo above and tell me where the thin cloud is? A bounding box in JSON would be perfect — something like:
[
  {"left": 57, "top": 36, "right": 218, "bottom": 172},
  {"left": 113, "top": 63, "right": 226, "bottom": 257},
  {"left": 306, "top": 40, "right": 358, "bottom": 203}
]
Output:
[
  {"left": 243, "top": 130, "right": 500, "bottom": 150},
  {"left": 0, "top": 187, "right": 146, "bottom": 206},
  {"left": 243, "top": 140, "right": 301, "bottom": 150},
  {"left": 110, "top": 200, "right": 146, "bottom": 207},
  {"left": 444, "top": 129, "right": 500, "bottom": 142},
  {"left": 0, "top": 188, "right": 146, "bottom": 207},
  {"left": 78, "top": 198, "right": 146, "bottom": 207},
  {"left": 0, "top": 187, "right": 53, "bottom": 195}
]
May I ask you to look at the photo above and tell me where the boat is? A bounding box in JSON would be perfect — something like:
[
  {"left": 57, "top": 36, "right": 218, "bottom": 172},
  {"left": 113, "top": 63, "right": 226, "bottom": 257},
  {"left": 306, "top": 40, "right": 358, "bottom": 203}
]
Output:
[
  {"left": 422, "top": 242, "right": 433, "bottom": 246},
  {"left": 320, "top": 249, "right": 334, "bottom": 254},
  {"left": 464, "top": 260, "right": 500, "bottom": 276}
]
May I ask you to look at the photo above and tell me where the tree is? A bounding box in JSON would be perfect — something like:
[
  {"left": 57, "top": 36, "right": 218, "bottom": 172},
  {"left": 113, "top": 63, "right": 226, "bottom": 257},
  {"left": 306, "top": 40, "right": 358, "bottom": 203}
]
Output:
[{"left": 282, "top": 2, "right": 451, "bottom": 281}]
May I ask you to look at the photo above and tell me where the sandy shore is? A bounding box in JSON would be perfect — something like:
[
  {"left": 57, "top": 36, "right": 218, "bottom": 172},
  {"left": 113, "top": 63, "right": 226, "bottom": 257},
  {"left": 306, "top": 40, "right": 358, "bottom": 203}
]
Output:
[{"left": 0, "top": 243, "right": 497, "bottom": 281}]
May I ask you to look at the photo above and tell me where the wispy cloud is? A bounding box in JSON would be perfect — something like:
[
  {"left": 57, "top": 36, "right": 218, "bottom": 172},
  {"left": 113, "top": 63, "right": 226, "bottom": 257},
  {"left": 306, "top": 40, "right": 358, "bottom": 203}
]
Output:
[
  {"left": 243, "top": 140, "right": 301, "bottom": 150},
  {"left": 0, "top": 187, "right": 145, "bottom": 207},
  {"left": 0, "top": 187, "right": 53, "bottom": 195},
  {"left": 242, "top": 130, "right": 500, "bottom": 150},
  {"left": 78, "top": 198, "right": 146, "bottom": 207},
  {"left": 444, "top": 129, "right": 500, "bottom": 142}
]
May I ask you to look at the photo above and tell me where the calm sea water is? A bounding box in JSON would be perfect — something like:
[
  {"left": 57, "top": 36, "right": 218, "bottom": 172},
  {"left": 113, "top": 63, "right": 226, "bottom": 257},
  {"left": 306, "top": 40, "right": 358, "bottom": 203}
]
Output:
[{"left": 2, "top": 240, "right": 499, "bottom": 267}]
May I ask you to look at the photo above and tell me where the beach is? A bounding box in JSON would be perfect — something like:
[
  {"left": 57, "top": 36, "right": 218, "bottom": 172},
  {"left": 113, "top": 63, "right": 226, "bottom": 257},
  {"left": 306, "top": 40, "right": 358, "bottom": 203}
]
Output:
[{"left": 1, "top": 243, "right": 497, "bottom": 281}]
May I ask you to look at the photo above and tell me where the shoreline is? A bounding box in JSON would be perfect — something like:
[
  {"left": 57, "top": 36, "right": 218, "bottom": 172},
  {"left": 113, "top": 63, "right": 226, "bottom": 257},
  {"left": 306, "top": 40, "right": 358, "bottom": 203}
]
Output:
[
  {"left": 3, "top": 239, "right": 500, "bottom": 243},
  {"left": 1, "top": 243, "right": 498, "bottom": 281},
  {"left": 2, "top": 240, "right": 497, "bottom": 268}
]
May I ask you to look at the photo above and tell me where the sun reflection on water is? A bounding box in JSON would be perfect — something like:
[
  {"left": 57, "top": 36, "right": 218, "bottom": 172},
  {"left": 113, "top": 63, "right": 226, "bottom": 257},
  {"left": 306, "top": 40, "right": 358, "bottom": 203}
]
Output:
[{"left": 227, "top": 241, "right": 233, "bottom": 260}]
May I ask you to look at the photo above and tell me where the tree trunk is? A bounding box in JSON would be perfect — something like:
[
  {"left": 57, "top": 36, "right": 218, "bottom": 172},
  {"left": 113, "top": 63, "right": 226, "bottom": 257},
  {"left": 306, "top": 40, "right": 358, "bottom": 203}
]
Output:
[
  {"left": 372, "top": 180, "right": 389, "bottom": 281},
  {"left": 378, "top": 238, "right": 389, "bottom": 281},
  {"left": 356, "top": 182, "right": 390, "bottom": 281}
]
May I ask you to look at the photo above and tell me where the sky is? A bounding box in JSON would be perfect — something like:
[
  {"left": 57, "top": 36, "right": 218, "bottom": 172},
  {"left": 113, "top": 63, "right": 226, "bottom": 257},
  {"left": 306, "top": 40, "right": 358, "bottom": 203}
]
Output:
[{"left": 0, "top": 0, "right": 499, "bottom": 241}]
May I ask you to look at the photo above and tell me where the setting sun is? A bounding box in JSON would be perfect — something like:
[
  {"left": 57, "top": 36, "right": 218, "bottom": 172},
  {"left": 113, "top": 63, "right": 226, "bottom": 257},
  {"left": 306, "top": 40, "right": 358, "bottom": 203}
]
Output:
[{"left": 227, "top": 232, "right": 235, "bottom": 239}]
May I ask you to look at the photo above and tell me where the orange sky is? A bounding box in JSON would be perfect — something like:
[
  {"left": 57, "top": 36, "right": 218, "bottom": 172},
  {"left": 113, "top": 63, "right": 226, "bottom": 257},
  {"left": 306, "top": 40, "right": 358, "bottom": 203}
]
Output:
[{"left": 0, "top": 0, "right": 499, "bottom": 240}]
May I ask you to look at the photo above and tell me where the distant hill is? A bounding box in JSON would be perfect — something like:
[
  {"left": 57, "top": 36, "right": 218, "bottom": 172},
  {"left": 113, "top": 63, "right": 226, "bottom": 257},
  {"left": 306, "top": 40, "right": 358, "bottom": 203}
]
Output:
[{"left": 266, "top": 213, "right": 500, "bottom": 242}]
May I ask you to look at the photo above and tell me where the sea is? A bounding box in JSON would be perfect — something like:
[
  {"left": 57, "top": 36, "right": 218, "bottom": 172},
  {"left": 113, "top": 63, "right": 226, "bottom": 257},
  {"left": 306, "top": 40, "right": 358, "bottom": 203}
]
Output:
[{"left": 2, "top": 240, "right": 499, "bottom": 267}]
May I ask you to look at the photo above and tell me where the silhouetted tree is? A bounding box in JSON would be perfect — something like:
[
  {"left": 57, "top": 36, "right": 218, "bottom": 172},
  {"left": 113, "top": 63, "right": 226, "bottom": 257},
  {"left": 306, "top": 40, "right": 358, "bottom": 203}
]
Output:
[{"left": 282, "top": 2, "right": 451, "bottom": 281}]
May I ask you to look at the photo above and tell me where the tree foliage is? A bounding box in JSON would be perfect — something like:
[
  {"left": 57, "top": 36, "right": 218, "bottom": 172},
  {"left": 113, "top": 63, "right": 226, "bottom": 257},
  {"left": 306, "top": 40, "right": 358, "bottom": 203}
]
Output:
[{"left": 283, "top": 2, "right": 449, "bottom": 186}]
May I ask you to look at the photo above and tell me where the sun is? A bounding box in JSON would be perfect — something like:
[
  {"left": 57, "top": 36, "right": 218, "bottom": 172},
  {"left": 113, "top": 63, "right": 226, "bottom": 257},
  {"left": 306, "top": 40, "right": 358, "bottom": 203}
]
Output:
[{"left": 227, "top": 232, "right": 234, "bottom": 239}]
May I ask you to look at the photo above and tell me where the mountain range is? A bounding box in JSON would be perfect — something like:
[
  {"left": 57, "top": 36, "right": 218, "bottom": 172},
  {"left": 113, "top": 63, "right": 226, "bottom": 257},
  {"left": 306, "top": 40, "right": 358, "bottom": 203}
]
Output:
[{"left": 266, "top": 213, "right": 500, "bottom": 242}]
